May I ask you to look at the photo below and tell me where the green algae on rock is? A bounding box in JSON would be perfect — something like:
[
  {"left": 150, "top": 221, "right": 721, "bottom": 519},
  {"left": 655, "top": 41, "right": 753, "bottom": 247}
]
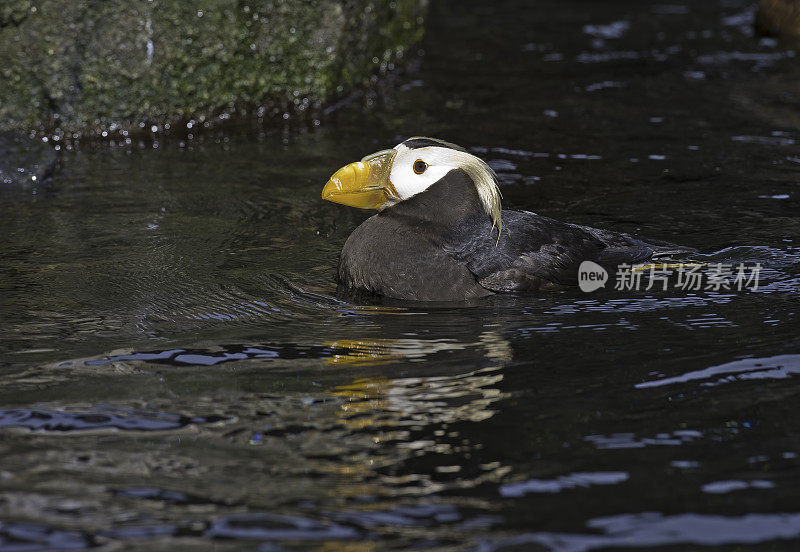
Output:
[{"left": 0, "top": 1, "right": 426, "bottom": 138}]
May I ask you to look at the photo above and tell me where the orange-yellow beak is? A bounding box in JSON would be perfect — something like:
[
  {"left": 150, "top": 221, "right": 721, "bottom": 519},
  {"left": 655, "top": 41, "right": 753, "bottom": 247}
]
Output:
[{"left": 322, "top": 149, "right": 399, "bottom": 209}]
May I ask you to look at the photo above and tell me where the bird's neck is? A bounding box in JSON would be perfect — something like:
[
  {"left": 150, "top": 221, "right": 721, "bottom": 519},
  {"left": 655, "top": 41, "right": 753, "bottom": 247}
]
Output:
[{"left": 382, "top": 169, "right": 490, "bottom": 236}]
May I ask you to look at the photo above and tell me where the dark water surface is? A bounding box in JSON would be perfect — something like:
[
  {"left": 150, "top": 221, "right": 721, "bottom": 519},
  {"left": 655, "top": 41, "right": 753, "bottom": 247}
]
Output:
[{"left": 2, "top": 0, "right": 800, "bottom": 550}]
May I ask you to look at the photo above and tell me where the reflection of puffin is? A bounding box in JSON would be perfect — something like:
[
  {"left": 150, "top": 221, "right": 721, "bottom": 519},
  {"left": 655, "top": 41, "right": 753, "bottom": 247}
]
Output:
[{"left": 323, "top": 137, "right": 691, "bottom": 301}]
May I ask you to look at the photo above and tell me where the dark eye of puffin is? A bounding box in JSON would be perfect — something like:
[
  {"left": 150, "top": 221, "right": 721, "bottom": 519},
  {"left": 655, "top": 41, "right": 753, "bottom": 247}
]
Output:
[{"left": 413, "top": 159, "right": 428, "bottom": 175}]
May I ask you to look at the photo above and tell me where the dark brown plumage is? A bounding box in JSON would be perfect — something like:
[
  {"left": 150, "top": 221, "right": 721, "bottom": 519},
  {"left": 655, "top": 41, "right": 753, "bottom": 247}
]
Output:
[{"left": 338, "top": 167, "right": 690, "bottom": 301}]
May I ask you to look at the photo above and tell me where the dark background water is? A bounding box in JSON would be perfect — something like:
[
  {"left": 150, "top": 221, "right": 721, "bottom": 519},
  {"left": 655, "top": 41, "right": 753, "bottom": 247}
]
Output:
[{"left": 2, "top": 0, "right": 800, "bottom": 550}]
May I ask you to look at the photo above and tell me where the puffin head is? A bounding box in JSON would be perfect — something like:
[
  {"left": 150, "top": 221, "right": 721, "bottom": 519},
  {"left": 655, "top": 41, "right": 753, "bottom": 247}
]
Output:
[{"left": 322, "top": 137, "right": 502, "bottom": 232}]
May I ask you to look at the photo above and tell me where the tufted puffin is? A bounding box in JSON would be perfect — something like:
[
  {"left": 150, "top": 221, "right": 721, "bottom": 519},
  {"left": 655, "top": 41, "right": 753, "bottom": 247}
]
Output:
[{"left": 322, "top": 137, "right": 692, "bottom": 301}]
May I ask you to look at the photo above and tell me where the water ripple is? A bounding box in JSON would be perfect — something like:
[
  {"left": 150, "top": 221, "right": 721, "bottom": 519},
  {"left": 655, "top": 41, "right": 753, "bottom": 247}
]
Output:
[
  {"left": 0, "top": 522, "right": 90, "bottom": 552},
  {"left": 474, "top": 511, "right": 800, "bottom": 552},
  {"left": 500, "top": 472, "right": 629, "bottom": 497},
  {"left": 702, "top": 480, "right": 775, "bottom": 494},
  {"left": 636, "top": 354, "right": 800, "bottom": 388},
  {"left": 205, "top": 513, "right": 358, "bottom": 541},
  {"left": 585, "top": 430, "right": 702, "bottom": 450},
  {"left": 0, "top": 408, "right": 225, "bottom": 432}
]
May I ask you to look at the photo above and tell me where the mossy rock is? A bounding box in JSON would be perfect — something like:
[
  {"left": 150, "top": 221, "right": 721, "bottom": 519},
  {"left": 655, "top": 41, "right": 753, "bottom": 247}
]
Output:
[{"left": 0, "top": 1, "right": 426, "bottom": 137}]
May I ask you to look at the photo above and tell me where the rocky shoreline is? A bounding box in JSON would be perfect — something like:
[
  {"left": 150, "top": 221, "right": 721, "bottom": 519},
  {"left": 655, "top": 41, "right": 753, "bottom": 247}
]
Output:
[{"left": 0, "top": 1, "right": 426, "bottom": 139}]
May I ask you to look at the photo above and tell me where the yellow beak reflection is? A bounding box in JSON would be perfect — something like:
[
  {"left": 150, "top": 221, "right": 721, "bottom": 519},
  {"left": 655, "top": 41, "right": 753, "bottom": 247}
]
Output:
[{"left": 322, "top": 149, "right": 399, "bottom": 209}]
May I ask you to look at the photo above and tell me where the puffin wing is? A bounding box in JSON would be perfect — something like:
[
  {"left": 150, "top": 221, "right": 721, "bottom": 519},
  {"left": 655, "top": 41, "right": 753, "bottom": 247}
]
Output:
[
  {"left": 450, "top": 211, "right": 603, "bottom": 291},
  {"left": 578, "top": 225, "right": 697, "bottom": 258},
  {"left": 457, "top": 211, "right": 669, "bottom": 292}
]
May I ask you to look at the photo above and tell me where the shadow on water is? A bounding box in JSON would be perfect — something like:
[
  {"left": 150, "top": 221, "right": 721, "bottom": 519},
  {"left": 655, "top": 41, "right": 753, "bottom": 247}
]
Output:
[{"left": 2, "top": 0, "right": 800, "bottom": 550}]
